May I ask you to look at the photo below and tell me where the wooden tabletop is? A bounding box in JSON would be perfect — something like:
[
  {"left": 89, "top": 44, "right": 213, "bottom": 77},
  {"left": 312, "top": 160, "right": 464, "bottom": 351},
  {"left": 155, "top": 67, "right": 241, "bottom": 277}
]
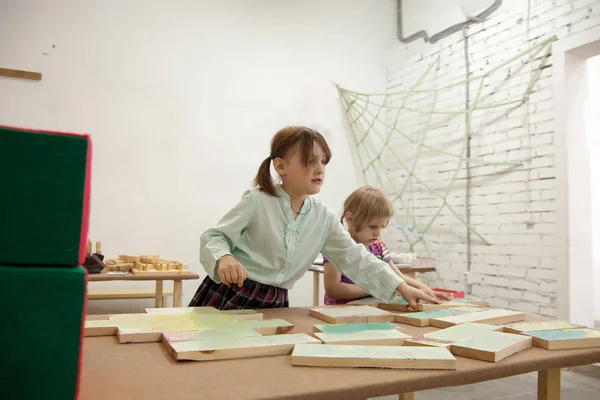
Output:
[
  {"left": 80, "top": 307, "right": 600, "bottom": 400},
  {"left": 87, "top": 269, "right": 200, "bottom": 282}
]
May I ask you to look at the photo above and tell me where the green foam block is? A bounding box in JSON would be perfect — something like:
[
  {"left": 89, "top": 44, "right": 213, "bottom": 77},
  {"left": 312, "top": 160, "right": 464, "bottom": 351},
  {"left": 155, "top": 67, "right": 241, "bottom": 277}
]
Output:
[
  {"left": 0, "top": 265, "right": 86, "bottom": 399},
  {"left": 0, "top": 125, "right": 91, "bottom": 266}
]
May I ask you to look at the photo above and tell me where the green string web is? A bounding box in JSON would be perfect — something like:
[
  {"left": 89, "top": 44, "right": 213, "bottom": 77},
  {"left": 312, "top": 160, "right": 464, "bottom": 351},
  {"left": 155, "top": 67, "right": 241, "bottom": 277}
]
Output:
[{"left": 337, "top": 36, "right": 556, "bottom": 256}]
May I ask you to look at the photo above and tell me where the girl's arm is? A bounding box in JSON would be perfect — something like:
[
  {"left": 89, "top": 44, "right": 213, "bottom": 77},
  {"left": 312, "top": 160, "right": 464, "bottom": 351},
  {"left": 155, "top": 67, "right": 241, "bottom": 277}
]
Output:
[
  {"left": 323, "top": 262, "right": 369, "bottom": 300},
  {"left": 200, "top": 190, "right": 254, "bottom": 283}
]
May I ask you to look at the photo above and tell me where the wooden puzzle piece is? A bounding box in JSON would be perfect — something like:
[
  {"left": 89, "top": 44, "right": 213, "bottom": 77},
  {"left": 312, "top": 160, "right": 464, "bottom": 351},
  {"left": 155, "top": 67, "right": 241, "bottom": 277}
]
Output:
[
  {"left": 84, "top": 320, "right": 118, "bottom": 337},
  {"left": 233, "top": 319, "right": 295, "bottom": 335},
  {"left": 450, "top": 297, "right": 489, "bottom": 308},
  {"left": 501, "top": 320, "right": 581, "bottom": 334},
  {"left": 162, "top": 328, "right": 261, "bottom": 342},
  {"left": 143, "top": 307, "right": 263, "bottom": 320},
  {"left": 309, "top": 306, "right": 394, "bottom": 324},
  {"left": 450, "top": 331, "right": 532, "bottom": 362},
  {"left": 346, "top": 297, "right": 380, "bottom": 306},
  {"left": 403, "top": 338, "right": 453, "bottom": 348},
  {"left": 418, "top": 301, "right": 482, "bottom": 311},
  {"left": 291, "top": 344, "right": 456, "bottom": 370},
  {"left": 395, "top": 309, "right": 471, "bottom": 327},
  {"left": 165, "top": 333, "right": 320, "bottom": 361},
  {"left": 314, "top": 329, "right": 411, "bottom": 346},
  {"left": 430, "top": 309, "right": 525, "bottom": 328},
  {"left": 423, "top": 323, "right": 501, "bottom": 343},
  {"left": 523, "top": 328, "right": 600, "bottom": 350},
  {"left": 313, "top": 321, "right": 399, "bottom": 334}
]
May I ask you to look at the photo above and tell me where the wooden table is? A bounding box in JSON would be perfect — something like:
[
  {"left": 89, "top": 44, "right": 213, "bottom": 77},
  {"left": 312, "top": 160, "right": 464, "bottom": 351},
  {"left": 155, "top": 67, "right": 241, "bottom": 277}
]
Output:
[
  {"left": 87, "top": 270, "right": 199, "bottom": 308},
  {"left": 80, "top": 307, "right": 600, "bottom": 400},
  {"left": 309, "top": 264, "right": 437, "bottom": 306}
]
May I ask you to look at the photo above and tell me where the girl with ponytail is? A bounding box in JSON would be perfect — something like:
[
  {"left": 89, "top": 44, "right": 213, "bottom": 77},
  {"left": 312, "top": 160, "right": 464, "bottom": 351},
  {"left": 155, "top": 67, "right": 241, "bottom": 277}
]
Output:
[{"left": 190, "top": 126, "right": 439, "bottom": 310}]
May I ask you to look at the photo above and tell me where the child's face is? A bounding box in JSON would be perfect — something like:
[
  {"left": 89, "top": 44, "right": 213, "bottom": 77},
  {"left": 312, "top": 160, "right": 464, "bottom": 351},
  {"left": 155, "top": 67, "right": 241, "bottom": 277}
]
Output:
[
  {"left": 279, "top": 141, "right": 327, "bottom": 196},
  {"left": 350, "top": 216, "right": 389, "bottom": 246}
]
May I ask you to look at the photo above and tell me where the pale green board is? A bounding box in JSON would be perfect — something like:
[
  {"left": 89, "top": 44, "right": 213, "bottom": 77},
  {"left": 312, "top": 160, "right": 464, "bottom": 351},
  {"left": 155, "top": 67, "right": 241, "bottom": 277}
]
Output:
[
  {"left": 504, "top": 321, "right": 578, "bottom": 332},
  {"left": 85, "top": 320, "right": 117, "bottom": 328},
  {"left": 526, "top": 328, "right": 600, "bottom": 340},
  {"left": 432, "top": 309, "right": 522, "bottom": 325},
  {"left": 292, "top": 343, "right": 455, "bottom": 360},
  {"left": 424, "top": 323, "right": 499, "bottom": 342},
  {"left": 315, "top": 330, "right": 410, "bottom": 343},
  {"left": 171, "top": 333, "right": 319, "bottom": 352},
  {"left": 401, "top": 309, "right": 468, "bottom": 320},
  {"left": 315, "top": 322, "right": 397, "bottom": 333},
  {"left": 453, "top": 331, "right": 531, "bottom": 352},
  {"left": 312, "top": 306, "right": 390, "bottom": 317},
  {"left": 145, "top": 307, "right": 219, "bottom": 315},
  {"left": 163, "top": 328, "right": 261, "bottom": 342}
]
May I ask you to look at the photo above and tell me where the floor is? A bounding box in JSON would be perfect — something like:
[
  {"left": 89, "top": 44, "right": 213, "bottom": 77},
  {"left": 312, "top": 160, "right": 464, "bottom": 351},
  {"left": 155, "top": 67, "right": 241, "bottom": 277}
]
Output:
[{"left": 372, "top": 365, "right": 600, "bottom": 400}]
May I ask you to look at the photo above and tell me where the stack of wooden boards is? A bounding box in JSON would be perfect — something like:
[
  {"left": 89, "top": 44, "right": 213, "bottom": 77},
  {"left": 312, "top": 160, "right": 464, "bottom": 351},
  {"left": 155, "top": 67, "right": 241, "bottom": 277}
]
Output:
[
  {"left": 0, "top": 125, "right": 91, "bottom": 400},
  {"left": 105, "top": 254, "right": 189, "bottom": 274}
]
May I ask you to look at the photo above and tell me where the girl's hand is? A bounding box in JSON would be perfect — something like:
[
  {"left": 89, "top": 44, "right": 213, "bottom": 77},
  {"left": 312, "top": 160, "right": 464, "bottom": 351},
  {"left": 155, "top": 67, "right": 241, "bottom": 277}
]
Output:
[
  {"left": 418, "top": 284, "right": 453, "bottom": 301},
  {"left": 397, "top": 282, "right": 440, "bottom": 311},
  {"left": 217, "top": 255, "right": 248, "bottom": 287}
]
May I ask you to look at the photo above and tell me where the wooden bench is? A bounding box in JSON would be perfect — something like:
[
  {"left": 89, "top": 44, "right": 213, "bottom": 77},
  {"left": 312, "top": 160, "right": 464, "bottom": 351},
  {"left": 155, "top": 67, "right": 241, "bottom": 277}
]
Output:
[{"left": 87, "top": 288, "right": 174, "bottom": 307}]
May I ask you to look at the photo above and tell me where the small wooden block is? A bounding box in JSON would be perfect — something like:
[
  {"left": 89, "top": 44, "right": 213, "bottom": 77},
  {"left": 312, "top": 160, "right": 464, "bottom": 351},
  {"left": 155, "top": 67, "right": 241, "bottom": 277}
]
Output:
[
  {"left": 523, "top": 328, "right": 600, "bottom": 350},
  {"left": 140, "top": 255, "right": 160, "bottom": 263},
  {"left": 309, "top": 306, "right": 394, "bottom": 324},
  {"left": 424, "top": 323, "right": 501, "bottom": 343},
  {"left": 291, "top": 344, "right": 456, "bottom": 370},
  {"left": 84, "top": 320, "right": 118, "bottom": 337},
  {"left": 314, "top": 329, "right": 410, "bottom": 346},
  {"left": 131, "top": 269, "right": 189, "bottom": 276},
  {"left": 165, "top": 333, "right": 320, "bottom": 362},
  {"left": 377, "top": 298, "right": 411, "bottom": 312},
  {"left": 395, "top": 309, "right": 471, "bottom": 327},
  {"left": 403, "top": 338, "right": 453, "bottom": 348},
  {"left": 430, "top": 309, "right": 525, "bottom": 328},
  {"left": 313, "top": 321, "right": 399, "bottom": 333},
  {"left": 450, "top": 331, "right": 532, "bottom": 362},
  {"left": 502, "top": 320, "right": 580, "bottom": 334}
]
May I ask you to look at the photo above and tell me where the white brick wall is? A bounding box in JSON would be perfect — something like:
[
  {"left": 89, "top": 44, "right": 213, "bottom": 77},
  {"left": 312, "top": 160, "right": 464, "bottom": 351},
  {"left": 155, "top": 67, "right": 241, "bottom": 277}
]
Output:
[{"left": 383, "top": 0, "right": 600, "bottom": 317}]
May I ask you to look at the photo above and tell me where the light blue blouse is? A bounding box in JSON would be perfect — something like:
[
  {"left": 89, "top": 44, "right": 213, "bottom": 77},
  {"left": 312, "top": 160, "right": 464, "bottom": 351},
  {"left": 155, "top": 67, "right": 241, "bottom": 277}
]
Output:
[{"left": 200, "top": 185, "right": 403, "bottom": 301}]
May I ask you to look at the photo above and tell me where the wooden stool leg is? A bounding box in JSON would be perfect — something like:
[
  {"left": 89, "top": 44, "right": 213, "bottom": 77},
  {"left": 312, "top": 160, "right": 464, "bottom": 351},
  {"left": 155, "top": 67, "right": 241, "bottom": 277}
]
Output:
[
  {"left": 312, "top": 271, "right": 320, "bottom": 306},
  {"left": 399, "top": 393, "right": 414, "bottom": 400},
  {"left": 173, "top": 280, "right": 183, "bottom": 307},
  {"left": 538, "top": 369, "right": 561, "bottom": 400},
  {"left": 162, "top": 295, "right": 168, "bottom": 306},
  {"left": 155, "top": 281, "right": 164, "bottom": 308}
]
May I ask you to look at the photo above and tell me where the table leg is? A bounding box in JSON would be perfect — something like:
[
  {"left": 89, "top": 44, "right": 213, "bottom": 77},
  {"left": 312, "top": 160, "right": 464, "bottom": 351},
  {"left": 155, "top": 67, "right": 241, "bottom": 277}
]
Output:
[
  {"left": 312, "top": 271, "right": 320, "bottom": 306},
  {"left": 399, "top": 393, "right": 414, "bottom": 400},
  {"left": 538, "top": 369, "right": 561, "bottom": 400},
  {"left": 155, "top": 281, "right": 164, "bottom": 308},
  {"left": 173, "top": 280, "right": 183, "bottom": 307}
]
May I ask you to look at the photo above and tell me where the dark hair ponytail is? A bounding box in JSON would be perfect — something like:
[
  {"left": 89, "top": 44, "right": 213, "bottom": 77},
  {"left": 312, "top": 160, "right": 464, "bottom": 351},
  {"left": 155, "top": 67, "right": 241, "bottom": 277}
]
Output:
[{"left": 254, "top": 156, "right": 277, "bottom": 196}]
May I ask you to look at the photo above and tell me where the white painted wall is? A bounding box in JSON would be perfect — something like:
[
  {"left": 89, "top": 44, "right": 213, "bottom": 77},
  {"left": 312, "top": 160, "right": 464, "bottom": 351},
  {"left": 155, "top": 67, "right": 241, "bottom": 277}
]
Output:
[
  {"left": 0, "top": 0, "right": 398, "bottom": 313},
  {"left": 587, "top": 55, "right": 600, "bottom": 322},
  {"left": 382, "top": 0, "right": 600, "bottom": 318}
]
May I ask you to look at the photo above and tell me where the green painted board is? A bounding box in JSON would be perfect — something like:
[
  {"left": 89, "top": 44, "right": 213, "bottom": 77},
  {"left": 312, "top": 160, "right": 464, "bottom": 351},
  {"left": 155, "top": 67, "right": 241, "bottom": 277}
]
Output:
[
  {"left": 452, "top": 331, "right": 532, "bottom": 352},
  {"left": 424, "top": 323, "right": 500, "bottom": 343},
  {"left": 526, "top": 328, "right": 600, "bottom": 340},
  {"left": 502, "top": 320, "right": 580, "bottom": 333},
  {"left": 314, "top": 322, "right": 398, "bottom": 333},
  {"left": 291, "top": 344, "right": 456, "bottom": 370},
  {"left": 524, "top": 329, "right": 600, "bottom": 350},
  {"left": 401, "top": 309, "right": 468, "bottom": 320}
]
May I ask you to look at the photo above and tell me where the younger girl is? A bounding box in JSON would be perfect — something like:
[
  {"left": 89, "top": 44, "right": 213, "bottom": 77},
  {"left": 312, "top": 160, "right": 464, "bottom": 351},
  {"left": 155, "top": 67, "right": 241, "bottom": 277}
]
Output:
[
  {"left": 189, "top": 126, "right": 439, "bottom": 310},
  {"left": 323, "top": 186, "right": 450, "bottom": 305}
]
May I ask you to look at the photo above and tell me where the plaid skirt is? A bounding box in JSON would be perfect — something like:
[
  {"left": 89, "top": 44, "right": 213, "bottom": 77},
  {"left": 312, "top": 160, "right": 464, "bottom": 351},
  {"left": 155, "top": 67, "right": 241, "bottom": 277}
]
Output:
[{"left": 188, "top": 276, "right": 289, "bottom": 310}]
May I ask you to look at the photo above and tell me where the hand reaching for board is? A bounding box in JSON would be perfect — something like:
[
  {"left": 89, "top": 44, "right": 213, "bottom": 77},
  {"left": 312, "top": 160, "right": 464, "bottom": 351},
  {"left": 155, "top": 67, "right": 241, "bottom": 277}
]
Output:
[{"left": 397, "top": 282, "right": 440, "bottom": 311}]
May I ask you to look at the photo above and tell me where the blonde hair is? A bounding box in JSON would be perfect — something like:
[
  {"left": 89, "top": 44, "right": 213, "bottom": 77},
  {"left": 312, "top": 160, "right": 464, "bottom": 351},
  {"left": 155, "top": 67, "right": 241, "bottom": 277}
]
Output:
[
  {"left": 341, "top": 186, "right": 393, "bottom": 230},
  {"left": 254, "top": 126, "right": 331, "bottom": 197}
]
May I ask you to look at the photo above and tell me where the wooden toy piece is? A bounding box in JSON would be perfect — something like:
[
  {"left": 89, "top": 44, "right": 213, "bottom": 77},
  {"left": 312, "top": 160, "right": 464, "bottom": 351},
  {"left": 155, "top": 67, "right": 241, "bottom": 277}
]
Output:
[
  {"left": 162, "top": 328, "right": 262, "bottom": 342},
  {"left": 395, "top": 309, "right": 472, "bottom": 327},
  {"left": 118, "top": 255, "right": 127, "bottom": 261},
  {"left": 86, "top": 240, "right": 92, "bottom": 254},
  {"left": 423, "top": 323, "right": 501, "bottom": 343},
  {"left": 309, "top": 306, "right": 395, "bottom": 324},
  {"left": 106, "top": 259, "right": 116, "bottom": 265},
  {"left": 450, "top": 297, "right": 489, "bottom": 308},
  {"left": 114, "top": 262, "right": 134, "bottom": 271},
  {"left": 234, "top": 319, "right": 295, "bottom": 335},
  {"left": 312, "top": 321, "right": 400, "bottom": 334},
  {"left": 501, "top": 320, "right": 581, "bottom": 334},
  {"left": 418, "top": 301, "right": 482, "bottom": 311},
  {"left": 523, "top": 328, "right": 600, "bottom": 350},
  {"left": 84, "top": 320, "right": 118, "bottom": 337},
  {"left": 123, "top": 255, "right": 140, "bottom": 262},
  {"left": 291, "top": 344, "right": 456, "bottom": 370},
  {"left": 403, "top": 338, "right": 453, "bottom": 348},
  {"left": 430, "top": 309, "right": 526, "bottom": 328},
  {"left": 450, "top": 331, "right": 532, "bottom": 362},
  {"left": 314, "top": 329, "right": 411, "bottom": 346},
  {"left": 140, "top": 255, "right": 159, "bottom": 263},
  {"left": 95, "top": 241, "right": 102, "bottom": 255},
  {"left": 165, "top": 333, "right": 320, "bottom": 362},
  {"left": 377, "top": 297, "right": 411, "bottom": 312}
]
